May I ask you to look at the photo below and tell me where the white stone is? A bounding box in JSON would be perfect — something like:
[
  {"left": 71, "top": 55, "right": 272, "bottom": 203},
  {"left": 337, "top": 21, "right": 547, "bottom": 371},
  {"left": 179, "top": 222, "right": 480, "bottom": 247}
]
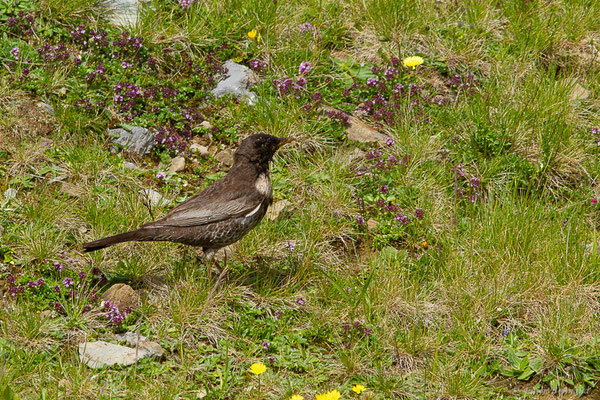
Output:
[
  {"left": 200, "top": 121, "right": 213, "bottom": 129},
  {"left": 3, "top": 188, "right": 17, "bottom": 201},
  {"left": 190, "top": 143, "right": 209, "bottom": 157},
  {"left": 138, "top": 189, "right": 171, "bottom": 207},
  {"left": 266, "top": 199, "right": 292, "bottom": 221},
  {"left": 79, "top": 340, "right": 162, "bottom": 369},
  {"left": 211, "top": 60, "right": 259, "bottom": 105},
  {"left": 169, "top": 156, "right": 186, "bottom": 173},
  {"left": 110, "top": 126, "right": 154, "bottom": 156}
]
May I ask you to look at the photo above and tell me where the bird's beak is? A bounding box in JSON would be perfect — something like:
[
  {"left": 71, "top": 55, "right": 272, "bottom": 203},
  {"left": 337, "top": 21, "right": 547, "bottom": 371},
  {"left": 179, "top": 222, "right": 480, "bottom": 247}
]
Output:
[{"left": 276, "top": 137, "right": 295, "bottom": 148}]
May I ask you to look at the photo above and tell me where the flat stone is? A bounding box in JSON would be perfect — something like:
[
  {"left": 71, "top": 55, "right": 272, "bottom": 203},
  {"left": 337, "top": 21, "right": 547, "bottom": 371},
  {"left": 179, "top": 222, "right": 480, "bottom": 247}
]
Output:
[
  {"left": 321, "top": 105, "right": 387, "bottom": 145},
  {"left": 211, "top": 60, "right": 259, "bottom": 105},
  {"left": 116, "top": 332, "right": 165, "bottom": 358},
  {"left": 570, "top": 82, "right": 590, "bottom": 101},
  {"left": 266, "top": 199, "right": 292, "bottom": 221},
  {"left": 200, "top": 121, "right": 213, "bottom": 129},
  {"left": 138, "top": 189, "right": 171, "bottom": 207},
  {"left": 169, "top": 156, "right": 186, "bottom": 173},
  {"left": 190, "top": 143, "right": 209, "bottom": 157},
  {"left": 123, "top": 161, "right": 139, "bottom": 170},
  {"left": 367, "top": 219, "right": 378, "bottom": 232},
  {"left": 101, "top": 283, "right": 140, "bottom": 311},
  {"left": 36, "top": 102, "right": 55, "bottom": 116},
  {"left": 190, "top": 143, "right": 210, "bottom": 157},
  {"left": 346, "top": 116, "right": 387, "bottom": 144},
  {"left": 110, "top": 126, "right": 154, "bottom": 156},
  {"left": 3, "top": 188, "right": 17, "bottom": 201},
  {"left": 116, "top": 331, "right": 148, "bottom": 345},
  {"left": 79, "top": 340, "right": 161, "bottom": 369},
  {"left": 215, "top": 149, "right": 234, "bottom": 167},
  {"left": 104, "top": 0, "right": 150, "bottom": 27}
]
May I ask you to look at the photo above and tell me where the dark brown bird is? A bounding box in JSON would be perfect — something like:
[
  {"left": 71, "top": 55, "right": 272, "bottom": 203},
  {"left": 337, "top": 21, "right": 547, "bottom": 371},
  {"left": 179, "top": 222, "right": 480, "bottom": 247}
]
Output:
[{"left": 83, "top": 134, "right": 293, "bottom": 258}]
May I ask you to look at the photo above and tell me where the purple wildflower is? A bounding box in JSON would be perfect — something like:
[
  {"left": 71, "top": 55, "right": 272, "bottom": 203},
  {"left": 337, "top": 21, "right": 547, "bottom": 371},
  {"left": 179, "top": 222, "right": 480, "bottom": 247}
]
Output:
[
  {"left": 366, "top": 77, "right": 379, "bottom": 88},
  {"left": 415, "top": 208, "right": 425, "bottom": 220},
  {"left": 9, "top": 47, "right": 19, "bottom": 60},
  {"left": 298, "top": 61, "right": 312, "bottom": 75},
  {"left": 156, "top": 171, "right": 167, "bottom": 179},
  {"left": 385, "top": 137, "right": 395, "bottom": 146},
  {"left": 296, "top": 297, "right": 307, "bottom": 306},
  {"left": 62, "top": 277, "right": 74, "bottom": 288},
  {"left": 261, "top": 342, "right": 270, "bottom": 350}
]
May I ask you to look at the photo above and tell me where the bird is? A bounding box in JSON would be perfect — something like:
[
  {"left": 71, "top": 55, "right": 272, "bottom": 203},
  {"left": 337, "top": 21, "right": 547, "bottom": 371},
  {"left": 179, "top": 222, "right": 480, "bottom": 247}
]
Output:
[{"left": 83, "top": 134, "right": 293, "bottom": 259}]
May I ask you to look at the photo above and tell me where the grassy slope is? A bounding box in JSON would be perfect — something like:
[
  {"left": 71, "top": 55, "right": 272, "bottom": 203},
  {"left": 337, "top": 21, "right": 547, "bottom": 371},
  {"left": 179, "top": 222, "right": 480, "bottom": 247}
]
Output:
[{"left": 1, "top": 0, "right": 600, "bottom": 398}]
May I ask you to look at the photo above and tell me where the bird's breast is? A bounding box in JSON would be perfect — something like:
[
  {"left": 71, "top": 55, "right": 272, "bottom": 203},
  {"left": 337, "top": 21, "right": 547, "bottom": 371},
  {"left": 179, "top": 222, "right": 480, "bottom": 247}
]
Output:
[{"left": 255, "top": 173, "right": 272, "bottom": 199}]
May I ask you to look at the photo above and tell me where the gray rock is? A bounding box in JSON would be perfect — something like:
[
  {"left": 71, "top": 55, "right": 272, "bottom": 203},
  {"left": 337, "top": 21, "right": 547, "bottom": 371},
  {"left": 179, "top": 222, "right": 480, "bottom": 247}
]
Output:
[
  {"left": 266, "top": 199, "right": 292, "bottom": 221},
  {"left": 116, "top": 332, "right": 165, "bottom": 358},
  {"left": 123, "top": 161, "right": 139, "bottom": 170},
  {"left": 168, "top": 156, "right": 186, "bottom": 173},
  {"left": 116, "top": 331, "right": 148, "bottom": 345},
  {"left": 110, "top": 126, "right": 154, "bottom": 156},
  {"left": 79, "top": 340, "right": 162, "bottom": 368},
  {"left": 105, "top": 0, "right": 150, "bottom": 27},
  {"left": 215, "top": 149, "right": 234, "bottom": 167},
  {"left": 36, "top": 102, "right": 55, "bottom": 116},
  {"left": 138, "top": 189, "right": 172, "bottom": 207},
  {"left": 190, "top": 143, "right": 209, "bottom": 157},
  {"left": 3, "top": 188, "right": 17, "bottom": 201},
  {"left": 211, "top": 60, "right": 259, "bottom": 105}
]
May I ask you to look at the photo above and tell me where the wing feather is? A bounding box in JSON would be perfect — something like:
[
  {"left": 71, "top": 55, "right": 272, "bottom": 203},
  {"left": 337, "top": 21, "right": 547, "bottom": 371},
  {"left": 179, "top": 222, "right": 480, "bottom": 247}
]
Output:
[{"left": 144, "top": 178, "right": 265, "bottom": 228}]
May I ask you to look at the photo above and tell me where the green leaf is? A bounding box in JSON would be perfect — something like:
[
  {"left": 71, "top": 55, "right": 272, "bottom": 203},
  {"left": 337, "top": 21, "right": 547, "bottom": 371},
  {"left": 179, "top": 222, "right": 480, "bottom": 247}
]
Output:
[
  {"left": 517, "top": 367, "right": 535, "bottom": 381},
  {"left": 0, "top": 384, "right": 19, "bottom": 400},
  {"left": 529, "top": 357, "right": 543, "bottom": 372},
  {"left": 575, "top": 383, "right": 585, "bottom": 397},
  {"left": 507, "top": 348, "right": 521, "bottom": 368}
]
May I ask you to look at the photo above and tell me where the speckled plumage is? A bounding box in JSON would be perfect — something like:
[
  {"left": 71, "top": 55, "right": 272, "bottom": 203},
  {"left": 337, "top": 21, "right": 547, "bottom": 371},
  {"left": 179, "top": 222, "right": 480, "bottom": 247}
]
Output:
[{"left": 83, "top": 134, "right": 291, "bottom": 256}]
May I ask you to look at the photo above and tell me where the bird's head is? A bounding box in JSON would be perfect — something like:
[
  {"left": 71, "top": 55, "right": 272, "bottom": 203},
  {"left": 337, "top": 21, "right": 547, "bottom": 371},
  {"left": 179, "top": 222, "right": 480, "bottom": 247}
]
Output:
[{"left": 234, "top": 134, "right": 294, "bottom": 166}]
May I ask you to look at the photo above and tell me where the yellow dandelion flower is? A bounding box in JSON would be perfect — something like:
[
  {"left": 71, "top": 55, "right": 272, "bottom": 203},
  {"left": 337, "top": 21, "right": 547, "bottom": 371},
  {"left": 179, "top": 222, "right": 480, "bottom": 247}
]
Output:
[
  {"left": 403, "top": 56, "right": 424, "bottom": 69},
  {"left": 290, "top": 395, "right": 304, "bottom": 400},
  {"left": 422, "top": 241, "right": 428, "bottom": 249},
  {"left": 249, "top": 362, "right": 266, "bottom": 375},
  {"left": 248, "top": 29, "right": 261, "bottom": 42},
  {"left": 315, "top": 389, "right": 341, "bottom": 400},
  {"left": 352, "top": 384, "right": 366, "bottom": 394}
]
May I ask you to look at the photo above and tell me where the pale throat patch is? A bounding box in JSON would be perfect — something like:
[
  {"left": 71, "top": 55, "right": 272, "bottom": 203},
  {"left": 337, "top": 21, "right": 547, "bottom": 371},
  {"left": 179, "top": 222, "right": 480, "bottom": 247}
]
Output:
[{"left": 255, "top": 173, "right": 272, "bottom": 197}]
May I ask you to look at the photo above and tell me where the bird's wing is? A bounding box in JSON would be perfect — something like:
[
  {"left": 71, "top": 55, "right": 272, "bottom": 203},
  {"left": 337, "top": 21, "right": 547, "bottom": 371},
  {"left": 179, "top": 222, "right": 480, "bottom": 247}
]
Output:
[{"left": 146, "top": 182, "right": 265, "bottom": 228}]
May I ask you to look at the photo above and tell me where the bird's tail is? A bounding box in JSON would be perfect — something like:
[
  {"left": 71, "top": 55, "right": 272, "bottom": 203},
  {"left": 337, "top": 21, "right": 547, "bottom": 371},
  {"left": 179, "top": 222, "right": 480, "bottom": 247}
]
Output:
[{"left": 82, "top": 230, "right": 149, "bottom": 252}]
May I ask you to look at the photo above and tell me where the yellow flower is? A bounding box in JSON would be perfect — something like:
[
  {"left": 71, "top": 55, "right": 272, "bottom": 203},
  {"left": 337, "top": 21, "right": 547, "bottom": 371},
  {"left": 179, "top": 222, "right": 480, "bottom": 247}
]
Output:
[
  {"left": 403, "top": 56, "right": 424, "bottom": 69},
  {"left": 352, "top": 384, "right": 366, "bottom": 394},
  {"left": 249, "top": 362, "right": 266, "bottom": 375},
  {"left": 290, "top": 395, "right": 304, "bottom": 400},
  {"left": 248, "top": 29, "right": 261, "bottom": 42},
  {"left": 315, "top": 389, "right": 341, "bottom": 400},
  {"left": 421, "top": 241, "right": 428, "bottom": 249}
]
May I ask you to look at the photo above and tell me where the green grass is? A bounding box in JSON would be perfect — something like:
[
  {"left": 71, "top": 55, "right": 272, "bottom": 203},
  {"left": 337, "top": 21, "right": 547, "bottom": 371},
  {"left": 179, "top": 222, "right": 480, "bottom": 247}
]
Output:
[{"left": 2, "top": 0, "right": 600, "bottom": 398}]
